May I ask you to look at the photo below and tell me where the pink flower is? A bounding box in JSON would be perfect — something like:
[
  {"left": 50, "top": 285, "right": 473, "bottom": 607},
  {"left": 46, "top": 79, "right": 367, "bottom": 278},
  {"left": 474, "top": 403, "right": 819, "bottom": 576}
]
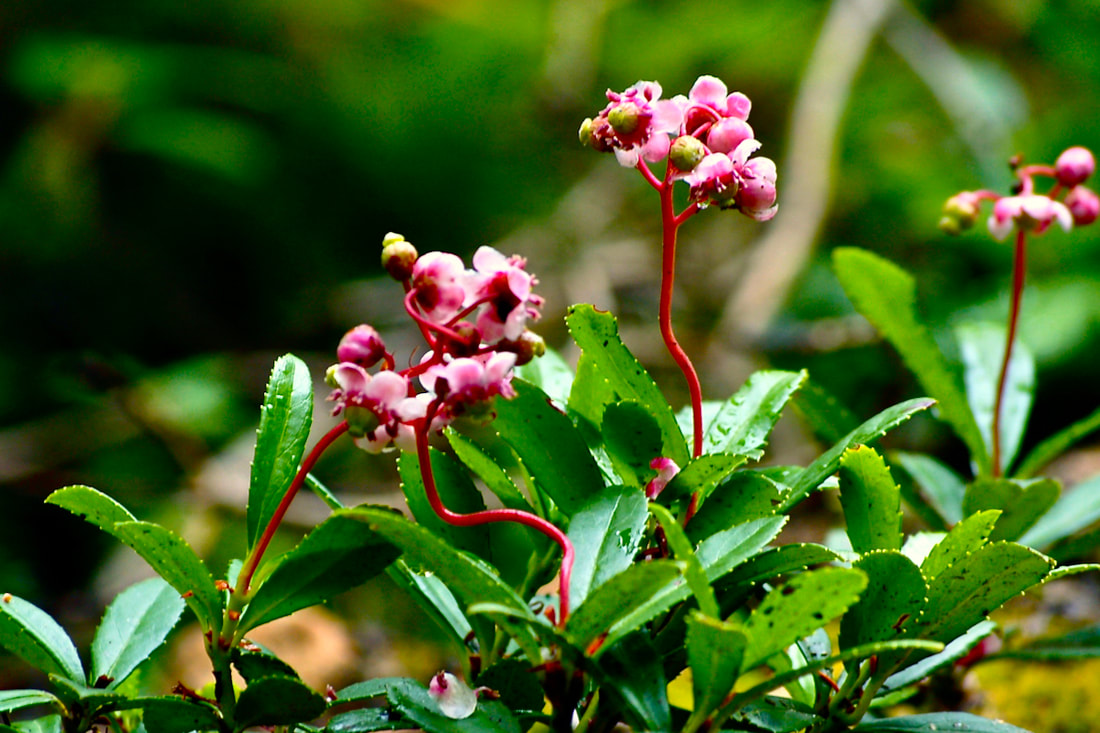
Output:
[
  {"left": 580, "top": 81, "right": 683, "bottom": 167},
  {"left": 645, "top": 457, "right": 680, "bottom": 499},
  {"left": 336, "top": 324, "right": 387, "bottom": 367},
  {"left": 675, "top": 75, "right": 753, "bottom": 144},
  {"left": 737, "top": 156, "right": 779, "bottom": 221},
  {"left": 328, "top": 365, "right": 423, "bottom": 453},
  {"left": 411, "top": 252, "right": 471, "bottom": 324},
  {"left": 1055, "top": 146, "right": 1095, "bottom": 188},
  {"left": 1065, "top": 185, "right": 1099, "bottom": 226},
  {"left": 421, "top": 352, "right": 517, "bottom": 423},
  {"left": 684, "top": 139, "right": 778, "bottom": 220},
  {"left": 467, "top": 246, "right": 544, "bottom": 344},
  {"left": 987, "top": 194, "right": 1073, "bottom": 241},
  {"left": 428, "top": 672, "right": 478, "bottom": 719}
]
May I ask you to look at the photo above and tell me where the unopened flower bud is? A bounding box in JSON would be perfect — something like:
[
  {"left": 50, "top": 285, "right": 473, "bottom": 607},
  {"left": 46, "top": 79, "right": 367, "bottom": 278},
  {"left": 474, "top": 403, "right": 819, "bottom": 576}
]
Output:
[
  {"left": 382, "top": 239, "right": 419, "bottom": 281},
  {"left": 337, "top": 325, "right": 386, "bottom": 367},
  {"left": 939, "top": 193, "right": 981, "bottom": 235},
  {"left": 382, "top": 232, "right": 406, "bottom": 247},
  {"left": 1055, "top": 146, "right": 1095, "bottom": 188},
  {"left": 1065, "top": 185, "right": 1100, "bottom": 226},
  {"left": 669, "top": 135, "right": 707, "bottom": 173},
  {"left": 579, "top": 118, "right": 595, "bottom": 146},
  {"left": 705, "top": 117, "right": 754, "bottom": 156},
  {"left": 607, "top": 102, "right": 643, "bottom": 135},
  {"left": 497, "top": 330, "right": 546, "bottom": 366},
  {"left": 324, "top": 364, "right": 341, "bottom": 388},
  {"left": 343, "top": 404, "right": 381, "bottom": 438},
  {"left": 428, "top": 672, "right": 478, "bottom": 719}
]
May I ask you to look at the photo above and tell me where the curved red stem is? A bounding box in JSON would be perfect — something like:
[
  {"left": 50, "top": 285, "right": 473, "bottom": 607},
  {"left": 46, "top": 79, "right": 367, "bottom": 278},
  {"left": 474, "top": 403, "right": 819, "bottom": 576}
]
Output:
[{"left": 991, "top": 230, "right": 1027, "bottom": 477}]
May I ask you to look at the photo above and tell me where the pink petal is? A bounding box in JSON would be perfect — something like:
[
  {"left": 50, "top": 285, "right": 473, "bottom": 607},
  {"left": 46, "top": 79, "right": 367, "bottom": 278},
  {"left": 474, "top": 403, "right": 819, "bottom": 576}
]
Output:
[{"left": 689, "top": 75, "right": 728, "bottom": 108}]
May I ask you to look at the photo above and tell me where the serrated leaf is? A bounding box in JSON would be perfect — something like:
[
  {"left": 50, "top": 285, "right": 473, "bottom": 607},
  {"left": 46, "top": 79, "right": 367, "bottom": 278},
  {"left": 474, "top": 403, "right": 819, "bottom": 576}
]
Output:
[
  {"left": 838, "top": 446, "right": 902, "bottom": 553},
  {"left": 921, "top": 511, "right": 1000, "bottom": 583},
  {"left": 131, "top": 696, "right": 222, "bottom": 733},
  {"left": 1018, "top": 472, "right": 1100, "bottom": 550},
  {"left": 602, "top": 401, "right": 665, "bottom": 488},
  {"left": 566, "top": 486, "right": 648, "bottom": 610},
  {"left": 388, "top": 682, "right": 521, "bottom": 733},
  {"left": 232, "top": 647, "right": 300, "bottom": 682},
  {"left": 791, "top": 379, "right": 862, "bottom": 446},
  {"left": 839, "top": 553, "right": 926, "bottom": 664},
  {"left": 963, "top": 478, "right": 1059, "bottom": 542},
  {"left": 853, "top": 712, "right": 1033, "bottom": 732},
  {"left": 702, "top": 370, "right": 807, "bottom": 459},
  {"left": 783, "top": 398, "right": 935, "bottom": 511},
  {"left": 326, "top": 707, "right": 409, "bottom": 732},
  {"left": 661, "top": 453, "right": 747, "bottom": 507},
  {"left": 881, "top": 620, "right": 997, "bottom": 694},
  {"left": 566, "top": 304, "right": 689, "bottom": 465},
  {"left": 956, "top": 323, "right": 1034, "bottom": 475},
  {"left": 247, "top": 354, "right": 314, "bottom": 549},
  {"left": 833, "top": 247, "right": 989, "bottom": 473},
  {"left": 91, "top": 577, "right": 184, "bottom": 689},
  {"left": 685, "top": 613, "right": 747, "bottom": 724},
  {"left": 565, "top": 560, "right": 683, "bottom": 649},
  {"left": 445, "top": 430, "right": 532, "bottom": 512},
  {"left": 892, "top": 452, "right": 966, "bottom": 528},
  {"left": 399, "top": 448, "right": 491, "bottom": 561},
  {"left": 385, "top": 561, "right": 471, "bottom": 652},
  {"left": 475, "top": 658, "right": 545, "bottom": 712},
  {"left": 728, "top": 696, "right": 821, "bottom": 733},
  {"left": 650, "top": 504, "right": 718, "bottom": 618},
  {"left": 239, "top": 513, "right": 401, "bottom": 633},
  {"left": 596, "top": 633, "right": 670, "bottom": 733},
  {"left": 0, "top": 594, "right": 84, "bottom": 683},
  {"left": 515, "top": 346, "right": 573, "bottom": 407},
  {"left": 46, "top": 675, "right": 123, "bottom": 710},
  {"left": 685, "top": 470, "right": 782, "bottom": 543},
  {"left": 741, "top": 567, "right": 868, "bottom": 671},
  {"left": 45, "top": 484, "right": 136, "bottom": 531},
  {"left": 491, "top": 379, "right": 604, "bottom": 516},
  {"left": 0, "top": 690, "right": 62, "bottom": 715},
  {"left": 235, "top": 674, "right": 326, "bottom": 728},
  {"left": 719, "top": 543, "right": 841, "bottom": 592}
]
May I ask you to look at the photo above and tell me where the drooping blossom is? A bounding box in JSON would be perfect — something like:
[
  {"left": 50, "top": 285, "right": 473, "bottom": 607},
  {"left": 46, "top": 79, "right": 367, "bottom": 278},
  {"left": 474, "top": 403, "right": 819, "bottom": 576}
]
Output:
[
  {"left": 1065, "top": 185, "right": 1100, "bottom": 226},
  {"left": 645, "top": 457, "right": 681, "bottom": 500},
  {"left": 1055, "top": 146, "right": 1095, "bottom": 188},
  {"left": 684, "top": 139, "right": 778, "bottom": 220},
  {"left": 428, "top": 672, "right": 478, "bottom": 720},
  {"left": 411, "top": 252, "right": 471, "bottom": 324},
  {"left": 674, "top": 75, "right": 754, "bottom": 153},
  {"left": 987, "top": 194, "right": 1073, "bottom": 241},
  {"left": 467, "top": 246, "right": 544, "bottom": 344},
  {"left": 579, "top": 81, "right": 683, "bottom": 167},
  {"left": 327, "top": 364, "right": 424, "bottom": 453},
  {"left": 420, "top": 352, "right": 518, "bottom": 424},
  {"left": 336, "top": 324, "right": 387, "bottom": 367}
]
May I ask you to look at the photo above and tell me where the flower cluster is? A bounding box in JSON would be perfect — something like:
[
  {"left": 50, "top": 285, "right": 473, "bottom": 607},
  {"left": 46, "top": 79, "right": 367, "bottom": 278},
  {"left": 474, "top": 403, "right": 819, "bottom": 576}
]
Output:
[
  {"left": 940, "top": 146, "right": 1099, "bottom": 239},
  {"left": 326, "top": 233, "right": 545, "bottom": 453},
  {"left": 580, "top": 75, "right": 778, "bottom": 220}
]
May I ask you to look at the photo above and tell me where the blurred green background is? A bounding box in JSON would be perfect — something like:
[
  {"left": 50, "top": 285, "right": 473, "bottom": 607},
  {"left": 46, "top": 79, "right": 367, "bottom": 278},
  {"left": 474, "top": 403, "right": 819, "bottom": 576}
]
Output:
[{"left": 2, "top": 0, "right": 1100, "bottom": 702}]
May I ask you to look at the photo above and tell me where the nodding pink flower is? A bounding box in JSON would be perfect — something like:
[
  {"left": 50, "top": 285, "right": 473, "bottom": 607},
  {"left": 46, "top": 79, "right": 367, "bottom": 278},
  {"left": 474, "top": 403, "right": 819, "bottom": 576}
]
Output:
[
  {"left": 337, "top": 324, "right": 387, "bottom": 367},
  {"left": 328, "top": 365, "right": 423, "bottom": 453},
  {"left": 675, "top": 75, "right": 753, "bottom": 140},
  {"left": 645, "top": 457, "right": 680, "bottom": 499},
  {"left": 737, "top": 156, "right": 779, "bottom": 221},
  {"left": 987, "top": 193, "right": 1073, "bottom": 241},
  {"left": 428, "top": 672, "right": 478, "bottom": 719},
  {"left": 1055, "top": 146, "right": 1095, "bottom": 188},
  {"left": 684, "top": 138, "right": 778, "bottom": 219},
  {"left": 580, "top": 81, "right": 683, "bottom": 168},
  {"left": 1065, "top": 185, "right": 1100, "bottom": 226},
  {"left": 467, "top": 246, "right": 544, "bottom": 344},
  {"left": 411, "top": 252, "right": 471, "bottom": 323},
  {"left": 421, "top": 352, "right": 518, "bottom": 424}
]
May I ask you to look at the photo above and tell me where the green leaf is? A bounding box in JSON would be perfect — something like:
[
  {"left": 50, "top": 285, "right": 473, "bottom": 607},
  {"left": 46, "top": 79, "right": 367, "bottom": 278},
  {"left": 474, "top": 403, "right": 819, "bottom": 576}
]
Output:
[
  {"left": 446, "top": 430, "right": 532, "bottom": 512},
  {"left": 91, "top": 577, "right": 185, "bottom": 689},
  {"left": 326, "top": 707, "right": 409, "bottom": 732},
  {"left": 565, "top": 560, "right": 684, "bottom": 649},
  {"left": 388, "top": 682, "right": 521, "bottom": 733},
  {"left": 0, "top": 594, "right": 84, "bottom": 682},
  {"left": 232, "top": 647, "right": 300, "bottom": 682},
  {"left": 0, "top": 690, "right": 62, "bottom": 715},
  {"left": 782, "top": 398, "right": 935, "bottom": 511},
  {"left": 515, "top": 346, "right": 574, "bottom": 407},
  {"left": 838, "top": 446, "right": 902, "bottom": 553},
  {"left": 491, "top": 379, "right": 604, "bottom": 516},
  {"left": 791, "top": 379, "right": 862, "bottom": 446},
  {"left": 475, "top": 658, "right": 546, "bottom": 712},
  {"left": 566, "top": 486, "right": 648, "bottom": 610},
  {"left": 839, "top": 552, "right": 926, "bottom": 665},
  {"left": 45, "top": 484, "right": 136, "bottom": 531},
  {"left": 720, "top": 544, "right": 841, "bottom": 590},
  {"left": 234, "top": 674, "right": 326, "bottom": 729},
  {"left": 892, "top": 452, "right": 965, "bottom": 528},
  {"left": 853, "top": 712, "right": 1033, "bottom": 732},
  {"left": 399, "top": 448, "right": 491, "bottom": 560},
  {"left": 921, "top": 510, "right": 1000, "bottom": 584},
  {"left": 1018, "top": 472, "right": 1100, "bottom": 550},
  {"left": 880, "top": 620, "right": 997, "bottom": 694},
  {"left": 833, "top": 247, "right": 988, "bottom": 473},
  {"left": 661, "top": 453, "right": 747, "bottom": 507},
  {"left": 385, "top": 561, "right": 471, "bottom": 651},
  {"left": 596, "top": 633, "right": 670, "bottom": 733},
  {"left": 956, "top": 323, "right": 1034, "bottom": 475},
  {"left": 702, "top": 370, "right": 807, "bottom": 459},
  {"left": 695, "top": 516, "right": 789, "bottom": 585},
  {"left": 566, "top": 304, "right": 689, "bottom": 465},
  {"left": 602, "top": 401, "right": 665, "bottom": 488},
  {"left": 45, "top": 675, "right": 123, "bottom": 710},
  {"left": 963, "top": 478, "right": 1059, "bottom": 542},
  {"left": 133, "top": 696, "right": 222, "bottom": 733},
  {"left": 247, "top": 354, "right": 314, "bottom": 549},
  {"left": 685, "top": 612, "right": 747, "bottom": 725},
  {"left": 741, "top": 567, "right": 868, "bottom": 671},
  {"left": 239, "top": 512, "right": 401, "bottom": 633},
  {"left": 1015, "top": 404, "right": 1100, "bottom": 478},
  {"left": 112, "top": 521, "right": 222, "bottom": 630},
  {"left": 726, "top": 697, "right": 821, "bottom": 733},
  {"left": 685, "top": 470, "right": 782, "bottom": 543},
  {"left": 649, "top": 504, "right": 718, "bottom": 618},
  {"left": 920, "top": 542, "right": 1053, "bottom": 643},
  {"left": 988, "top": 623, "right": 1100, "bottom": 661}
]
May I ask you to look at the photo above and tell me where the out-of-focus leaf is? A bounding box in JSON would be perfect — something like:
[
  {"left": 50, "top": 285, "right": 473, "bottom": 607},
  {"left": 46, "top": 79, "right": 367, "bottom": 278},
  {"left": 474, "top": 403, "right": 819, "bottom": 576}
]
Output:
[
  {"left": 838, "top": 446, "right": 902, "bottom": 553},
  {"left": 892, "top": 451, "right": 966, "bottom": 528},
  {"left": 880, "top": 620, "right": 996, "bottom": 695},
  {"left": 685, "top": 612, "right": 746, "bottom": 726},
  {"left": 1016, "top": 405, "right": 1100, "bottom": 478},
  {"left": 0, "top": 594, "right": 84, "bottom": 682},
  {"left": 791, "top": 379, "right": 861, "bottom": 446},
  {"left": 91, "top": 577, "right": 184, "bottom": 689},
  {"left": 566, "top": 486, "right": 648, "bottom": 610},
  {"left": 853, "top": 712, "right": 1032, "bottom": 732},
  {"left": 987, "top": 623, "right": 1100, "bottom": 661},
  {"left": 702, "top": 370, "right": 807, "bottom": 459},
  {"left": 596, "top": 633, "right": 670, "bottom": 733},
  {"left": 963, "top": 478, "right": 1059, "bottom": 542},
  {"left": 234, "top": 675, "right": 326, "bottom": 729},
  {"left": 1019, "top": 473, "right": 1100, "bottom": 550}
]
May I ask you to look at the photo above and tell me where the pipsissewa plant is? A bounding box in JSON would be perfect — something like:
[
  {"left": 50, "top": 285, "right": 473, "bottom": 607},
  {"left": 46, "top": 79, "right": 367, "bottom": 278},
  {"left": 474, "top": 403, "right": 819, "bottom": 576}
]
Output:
[{"left": 0, "top": 75, "right": 1091, "bottom": 733}]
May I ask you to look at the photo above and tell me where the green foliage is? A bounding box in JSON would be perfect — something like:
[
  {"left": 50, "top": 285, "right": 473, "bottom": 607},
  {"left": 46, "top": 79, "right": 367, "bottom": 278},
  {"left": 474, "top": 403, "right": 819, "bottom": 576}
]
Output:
[
  {"left": 838, "top": 446, "right": 903, "bottom": 553},
  {"left": 565, "top": 485, "right": 648, "bottom": 610},
  {"left": 701, "top": 370, "right": 807, "bottom": 459},
  {"left": 0, "top": 594, "right": 84, "bottom": 683},
  {"left": 90, "top": 577, "right": 184, "bottom": 689}
]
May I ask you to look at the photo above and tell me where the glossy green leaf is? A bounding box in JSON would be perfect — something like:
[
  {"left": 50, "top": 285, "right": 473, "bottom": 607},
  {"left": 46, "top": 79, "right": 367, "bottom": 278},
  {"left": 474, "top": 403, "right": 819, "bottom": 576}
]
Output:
[
  {"left": 782, "top": 398, "right": 935, "bottom": 511},
  {"left": 235, "top": 674, "right": 326, "bottom": 729},
  {"left": 920, "top": 542, "right": 1053, "bottom": 643},
  {"left": 247, "top": 354, "right": 314, "bottom": 549},
  {"left": 661, "top": 453, "right": 746, "bottom": 507},
  {"left": 45, "top": 484, "right": 136, "bottom": 532},
  {"left": 567, "top": 486, "right": 648, "bottom": 610},
  {"left": 839, "top": 552, "right": 926, "bottom": 665},
  {"left": 385, "top": 561, "right": 471, "bottom": 651},
  {"left": 702, "top": 370, "right": 807, "bottom": 459},
  {"left": 475, "top": 658, "right": 546, "bottom": 713},
  {"left": 1016, "top": 404, "right": 1100, "bottom": 478},
  {"left": 491, "top": 379, "right": 604, "bottom": 516},
  {"left": 596, "top": 633, "right": 670, "bottom": 733},
  {"left": 326, "top": 707, "right": 409, "bottom": 732},
  {"left": 853, "top": 712, "right": 1032, "bottom": 732},
  {"left": 685, "top": 470, "right": 782, "bottom": 543},
  {"left": 963, "top": 478, "right": 1059, "bottom": 542},
  {"left": 239, "top": 512, "right": 401, "bottom": 632},
  {"left": 132, "top": 696, "right": 222, "bottom": 733},
  {"left": 565, "top": 560, "right": 683, "bottom": 649},
  {"left": 741, "top": 567, "right": 868, "bottom": 672},
  {"left": 726, "top": 696, "right": 821, "bottom": 733},
  {"left": 515, "top": 346, "right": 573, "bottom": 407},
  {"left": 0, "top": 690, "right": 62, "bottom": 714},
  {"left": 0, "top": 596, "right": 82, "bottom": 683},
  {"left": 388, "top": 681, "right": 522, "bottom": 733},
  {"left": 833, "top": 248, "right": 988, "bottom": 473},
  {"left": 91, "top": 577, "right": 184, "bottom": 689},
  {"left": 602, "top": 401, "right": 665, "bottom": 488},
  {"left": 112, "top": 521, "right": 222, "bottom": 630},
  {"left": 685, "top": 612, "right": 747, "bottom": 725},
  {"left": 880, "top": 620, "right": 996, "bottom": 694},
  {"left": 1019, "top": 473, "right": 1100, "bottom": 550},
  {"left": 232, "top": 646, "right": 300, "bottom": 682},
  {"left": 838, "top": 446, "right": 902, "bottom": 553},
  {"left": 46, "top": 675, "right": 123, "bottom": 710},
  {"left": 892, "top": 452, "right": 966, "bottom": 528},
  {"left": 650, "top": 504, "right": 718, "bottom": 618},
  {"left": 446, "top": 429, "right": 532, "bottom": 512},
  {"left": 956, "top": 322, "right": 1034, "bottom": 475},
  {"left": 720, "top": 543, "right": 842, "bottom": 591},
  {"left": 921, "top": 510, "right": 1000, "bottom": 583},
  {"left": 399, "top": 448, "right": 490, "bottom": 560},
  {"left": 792, "top": 379, "right": 862, "bottom": 446},
  {"left": 566, "top": 304, "right": 689, "bottom": 465}
]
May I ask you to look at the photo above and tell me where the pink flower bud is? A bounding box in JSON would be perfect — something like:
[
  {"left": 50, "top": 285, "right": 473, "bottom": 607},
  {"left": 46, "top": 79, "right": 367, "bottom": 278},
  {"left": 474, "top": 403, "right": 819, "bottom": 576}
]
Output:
[
  {"left": 337, "top": 325, "right": 386, "bottom": 367},
  {"left": 1065, "top": 185, "right": 1100, "bottom": 226},
  {"left": 428, "top": 672, "right": 478, "bottom": 719},
  {"left": 1055, "top": 146, "right": 1095, "bottom": 188},
  {"left": 497, "top": 330, "right": 546, "bottom": 366},
  {"left": 736, "top": 157, "right": 778, "bottom": 221},
  {"left": 987, "top": 194, "right": 1073, "bottom": 241},
  {"left": 706, "top": 117, "right": 754, "bottom": 156},
  {"left": 381, "top": 238, "right": 419, "bottom": 281},
  {"left": 645, "top": 457, "right": 680, "bottom": 499}
]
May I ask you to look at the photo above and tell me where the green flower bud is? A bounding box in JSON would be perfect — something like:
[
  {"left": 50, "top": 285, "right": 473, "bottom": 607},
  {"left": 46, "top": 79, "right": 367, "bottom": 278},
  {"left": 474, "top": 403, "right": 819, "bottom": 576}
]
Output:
[
  {"left": 381, "top": 240, "right": 419, "bottom": 281},
  {"left": 669, "top": 135, "right": 707, "bottom": 173},
  {"left": 607, "top": 103, "right": 642, "bottom": 135},
  {"left": 343, "top": 405, "right": 380, "bottom": 438},
  {"left": 939, "top": 193, "right": 980, "bottom": 235}
]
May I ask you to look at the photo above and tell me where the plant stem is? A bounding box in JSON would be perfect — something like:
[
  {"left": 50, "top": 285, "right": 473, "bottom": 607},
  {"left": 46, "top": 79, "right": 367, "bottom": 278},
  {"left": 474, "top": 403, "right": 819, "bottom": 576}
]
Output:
[
  {"left": 414, "top": 423, "right": 575, "bottom": 623},
  {"left": 991, "top": 229, "right": 1027, "bottom": 477}
]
